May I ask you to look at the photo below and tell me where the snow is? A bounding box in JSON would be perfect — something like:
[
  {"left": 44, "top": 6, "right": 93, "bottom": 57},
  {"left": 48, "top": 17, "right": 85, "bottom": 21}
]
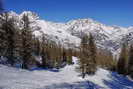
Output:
[
  {"left": 0, "top": 57, "right": 133, "bottom": 89},
  {"left": 34, "top": 19, "right": 81, "bottom": 47}
]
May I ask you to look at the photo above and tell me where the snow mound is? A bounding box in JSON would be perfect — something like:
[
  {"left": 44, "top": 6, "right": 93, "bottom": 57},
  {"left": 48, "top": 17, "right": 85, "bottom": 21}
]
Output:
[{"left": 0, "top": 57, "right": 133, "bottom": 89}]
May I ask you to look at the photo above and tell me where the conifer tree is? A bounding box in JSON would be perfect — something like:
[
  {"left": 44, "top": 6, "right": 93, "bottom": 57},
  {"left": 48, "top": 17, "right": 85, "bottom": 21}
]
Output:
[
  {"left": 21, "top": 14, "right": 34, "bottom": 69},
  {"left": 53, "top": 42, "right": 62, "bottom": 68},
  {"left": 117, "top": 43, "right": 128, "bottom": 75},
  {"left": 128, "top": 45, "right": 133, "bottom": 78},
  {"left": 67, "top": 48, "right": 73, "bottom": 65},
  {"left": 0, "top": 0, "right": 4, "bottom": 57},
  {"left": 96, "top": 50, "right": 117, "bottom": 71},
  {"left": 78, "top": 34, "right": 89, "bottom": 78},
  {"left": 0, "top": 13, "right": 8, "bottom": 57},
  {"left": 13, "top": 29, "right": 22, "bottom": 61},
  {"left": 0, "top": 13, "right": 16, "bottom": 65},
  {"left": 41, "top": 35, "right": 49, "bottom": 68},
  {"left": 78, "top": 33, "right": 97, "bottom": 78},
  {"left": 62, "top": 48, "right": 67, "bottom": 63},
  {"left": 33, "top": 36, "right": 41, "bottom": 56},
  {"left": 78, "top": 48, "right": 86, "bottom": 78},
  {"left": 55, "top": 43, "right": 63, "bottom": 68},
  {"left": 48, "top": 41, "right": 55, "bottom": 68},
  {"left": 86, "top": 33, "right": 97, "bottom": 74},
  {"left": 6, "top": 16, "right": 17, "bottom": 65}
]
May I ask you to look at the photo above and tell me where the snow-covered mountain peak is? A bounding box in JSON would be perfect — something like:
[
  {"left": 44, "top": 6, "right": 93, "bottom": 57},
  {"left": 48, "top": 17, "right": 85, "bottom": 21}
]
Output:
[
  {"left": 8, "top": 11, "right": 18, "bottom": 17},
  {"left": 128, "top": 26, "right": 133, "bottom": 30},
  {"left": 19, "top": 11, "right": 39, "bottom": 20},
  {"left": 67, "top": 18, "right": 95, "bottom": 24},
  {"left": 66, "top": 18, "right": 103, "bottom": 29}
]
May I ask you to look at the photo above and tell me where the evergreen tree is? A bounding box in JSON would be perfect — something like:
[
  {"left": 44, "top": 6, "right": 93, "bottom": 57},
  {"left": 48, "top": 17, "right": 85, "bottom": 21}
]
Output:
[
  {"left": 86, "top": 33, "right": 97, "bottom": 75},
  {"left": 67, "top": 48, "right": 73, "bottom": 65},
  {"left": 47, "top": 41, "right": 55, "bottom": 68},
  {"left": 6, "top": 16, "right": 17, "bottom": 65},
  {"left": 0, "top": 13, "right": 8, "bottom": 57},
  {"left": 78, "top": 46, "right": 87, "bottom": 78},
  {"left": 117, "top": 43, "right": 128, "bottom": 75},
  {"left": 41, "top": 35, "right": 49, "bottom": 68},
  {"left": 0, "top": 12, "right": 17, "bottom": 65},
  {"left": 55, "top": 43, "right": 63, "bottom": 68},
  {"left": 21, "top": 14, "right": 34, "bottom": 69},
  {"left": 0, "top": 0, "right": 4, "bottom": 57},
  {"left": 96, "top": 49, "right": 117, "bottom": 71},
  {"left": 54, "top": 42, "right": 62, "bottom": 68},
  {"left": 128, "top": 45, "right": 133, "bottom": 78},
  {"left": 62, "top": 48, "right": 67, "bottom": 63},
  {"left": 13, "top": 29, "right": 22, "bottom": 62},
  {"left": 33, "top": 36, "right": 41, "bottom": 56},
  {"left": 78, "top": 33, "right": 97, "bottom": 78}
]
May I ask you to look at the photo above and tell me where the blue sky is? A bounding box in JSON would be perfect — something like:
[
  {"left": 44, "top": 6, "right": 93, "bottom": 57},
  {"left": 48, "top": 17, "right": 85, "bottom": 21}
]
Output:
[{"left": 4, "top": 0, "right": 133, "bottom": 27}]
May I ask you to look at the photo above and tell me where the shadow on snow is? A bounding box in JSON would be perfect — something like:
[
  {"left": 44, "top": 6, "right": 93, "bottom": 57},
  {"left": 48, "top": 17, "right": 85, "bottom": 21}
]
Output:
[
  {"left": 29, "top": 67, "right": 60, "bottom": 72},
  {"left": 103, "top": 72, "right": 133, "bottom": 89},
  {"left": 38, "top": 81, "right": 103, "bottom": 89}
]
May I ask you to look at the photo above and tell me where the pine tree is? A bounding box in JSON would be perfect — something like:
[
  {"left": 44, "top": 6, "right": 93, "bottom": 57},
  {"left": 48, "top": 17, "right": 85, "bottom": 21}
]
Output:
[
  {"left": 78, "top": 48, "right": 87, "bottom": 78},
  {"left": 117, "top": 43, "right": 128, "bottom": 75},
  {"left": 62, "top": 48, "right": 67, "bottom": 63},
  {"left": 78, "top": 33, "right": 97, "bottom": 78},
  {"left": 41, "top": 35, "right": 49, "bottom": 68},
  {"left": 128, "top": 45, "right": 133, "bottom": 78},
  {"left": 78, "top": 34, "right": 89, "bottom": 78},
  {"left": 0, "top": 0, "right": 4, "bottom": 56},
  {"left": 55, "top": 43, "right": 63, "bottom": 68},
  {"left": 86, "top": 33, "right": 97, "bottom": 75},
  {"left": 54, "top": 42, "right": 62, "bottom": 68},
  {"left": 33, "top": 36, "right": 41, "bottom": 56},
  {"left": 0, "top": 12, "right": 16, "bottom": 65},
  {"left": 13, "top": 29, "right": 22, "bottom": 62},
  {"left": 96, "top": 49, "right": 117, "bottom": 71},
  {"left": 0, "top": 13, "right": 8, "bottom": 57},
  {"left": 48, "top": 41, "right": 55, "bottom": 68},
  {"left": 67, "top": 48, "right": 73, "bottom": 65},
  {"left": 21, "top": 14, "right": 34, "bottom": 69},
  {"left": 6, "top": 16, "right": 17, "bottom": 65}
]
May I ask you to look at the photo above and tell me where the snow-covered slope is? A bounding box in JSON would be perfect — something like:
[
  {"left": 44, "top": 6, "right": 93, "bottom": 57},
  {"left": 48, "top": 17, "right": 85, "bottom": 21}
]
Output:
[
  {"left": 0, "top": 57, "right": 133, "bottom": 89},
  {"left": 2, "top": 11, "right": 133, "bottom": 54}
]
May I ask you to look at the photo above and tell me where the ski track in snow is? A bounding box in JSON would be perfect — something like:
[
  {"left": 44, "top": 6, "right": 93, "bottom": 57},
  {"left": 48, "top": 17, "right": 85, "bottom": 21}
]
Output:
[{"left": 0, "top": 57, "right": 133, "bottom": 89}]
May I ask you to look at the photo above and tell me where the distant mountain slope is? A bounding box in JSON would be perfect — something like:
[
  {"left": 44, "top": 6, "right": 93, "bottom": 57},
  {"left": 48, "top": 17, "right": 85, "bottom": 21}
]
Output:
[{"left": 2, "top": 11, "right": 133, "bottom": 55}]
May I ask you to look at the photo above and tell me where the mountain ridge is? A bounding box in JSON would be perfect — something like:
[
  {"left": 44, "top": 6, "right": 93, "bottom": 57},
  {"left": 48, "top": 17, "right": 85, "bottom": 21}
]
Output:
[{"left": 3, "top": 11, "right": 133, "bottom": 56}]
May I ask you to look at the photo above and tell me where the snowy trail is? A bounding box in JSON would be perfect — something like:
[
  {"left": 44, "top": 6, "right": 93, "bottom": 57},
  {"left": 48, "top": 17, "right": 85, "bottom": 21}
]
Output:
[{"left": 0, "top": 57, "right": 133, "bottom": 89}]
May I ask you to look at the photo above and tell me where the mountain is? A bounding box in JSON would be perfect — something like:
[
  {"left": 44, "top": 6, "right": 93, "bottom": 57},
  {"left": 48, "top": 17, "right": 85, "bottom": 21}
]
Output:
[{"left": 3, "top": 11, "right": 133, "bottom": 56}]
